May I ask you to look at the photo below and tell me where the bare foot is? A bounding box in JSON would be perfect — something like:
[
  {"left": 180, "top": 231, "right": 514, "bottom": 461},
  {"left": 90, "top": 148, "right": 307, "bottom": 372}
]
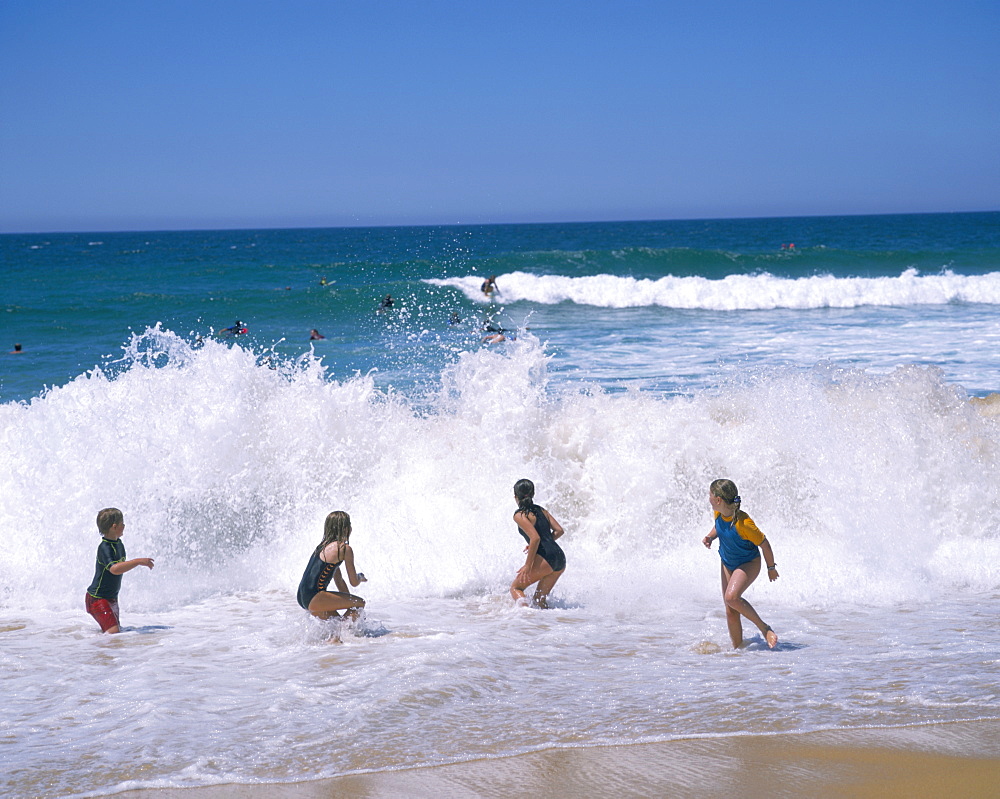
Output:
[{"left": 764, "top": 627, "right": 778, "bottom": 649}]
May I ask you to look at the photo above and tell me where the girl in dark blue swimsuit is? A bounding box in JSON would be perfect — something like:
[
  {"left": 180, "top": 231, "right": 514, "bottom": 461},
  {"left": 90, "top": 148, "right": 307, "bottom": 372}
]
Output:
[
  {"left": 297, "top": 511, "right": 367, "bottom": 620},
  {"left": 510, "top": 479, "right": 566, "bottom": 608}
]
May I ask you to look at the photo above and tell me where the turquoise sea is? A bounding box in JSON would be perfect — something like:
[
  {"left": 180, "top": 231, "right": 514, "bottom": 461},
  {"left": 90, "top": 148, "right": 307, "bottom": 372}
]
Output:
[
  {"left": 3, "top": 212, "right": 1000, "bottom": 797},
  {"left": 4, "top": 212, "right": 1000, "bottom": 403}
]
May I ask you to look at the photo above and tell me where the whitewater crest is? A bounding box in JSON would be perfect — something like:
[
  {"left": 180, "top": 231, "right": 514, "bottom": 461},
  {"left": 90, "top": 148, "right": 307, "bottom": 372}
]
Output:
[
  {"left": 426, "top": 268, "right": 1000, "bottom": 309},
  {"left": 2, "top": 327, "right": 999, "bottom": 615}
]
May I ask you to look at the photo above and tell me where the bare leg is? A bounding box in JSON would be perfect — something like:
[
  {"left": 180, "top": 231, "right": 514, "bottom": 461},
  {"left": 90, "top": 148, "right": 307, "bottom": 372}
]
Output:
[
  {"left": 721, "top": 564, "right": 744, "bottom": 648},
  {"left": 533, "top": 569, "right": 564, "bottom": 609},
  {"left": 511, "top": 557, "right": 555, "bottom": 606},
  {"left": 307, "top": 590, "right": 365, "bottom": 621},
  {"left": 721, "top": 560, "right": 777, "bottom": 649}
]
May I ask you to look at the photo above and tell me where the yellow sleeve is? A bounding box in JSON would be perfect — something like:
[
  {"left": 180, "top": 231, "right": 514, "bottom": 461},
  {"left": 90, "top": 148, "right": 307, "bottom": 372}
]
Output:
[{"left": 735, "top": 514, "right": 764, "bottom": 545}]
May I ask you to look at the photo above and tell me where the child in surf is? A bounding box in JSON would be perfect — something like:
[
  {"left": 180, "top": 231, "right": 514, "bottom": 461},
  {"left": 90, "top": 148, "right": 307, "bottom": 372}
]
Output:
[
  {"left": 510, "top": 479, "right": 566, "bottom": 608},
  {"left": 297, "top": 511, "right": 367, "bottom": 620},
  {"left": 702, "top": 479, "right": 779, "bottom": 649}
]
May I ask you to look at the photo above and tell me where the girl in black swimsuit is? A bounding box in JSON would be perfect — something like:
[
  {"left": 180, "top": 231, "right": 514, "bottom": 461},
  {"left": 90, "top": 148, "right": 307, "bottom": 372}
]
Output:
[
  {"left": 510, "top": 479, "right": 567, "bottom": 608},
  {"left": 297, "top": 511, "right": 367, "bottom": 620}
]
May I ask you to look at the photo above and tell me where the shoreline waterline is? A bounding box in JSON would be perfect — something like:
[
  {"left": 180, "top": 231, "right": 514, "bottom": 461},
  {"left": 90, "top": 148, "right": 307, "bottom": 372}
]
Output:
[{"left": 113, "top": 719, "right": 1000, "bottom": 798}]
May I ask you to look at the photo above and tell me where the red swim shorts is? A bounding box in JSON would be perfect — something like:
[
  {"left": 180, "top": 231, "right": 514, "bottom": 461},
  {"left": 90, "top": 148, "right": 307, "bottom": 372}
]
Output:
[{"left": 85, "top": 594, "right": 120, "bottom": 632}]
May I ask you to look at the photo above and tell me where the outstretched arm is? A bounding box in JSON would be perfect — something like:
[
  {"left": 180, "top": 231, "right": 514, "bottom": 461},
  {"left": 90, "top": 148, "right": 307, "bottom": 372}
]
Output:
[{"left": 109, "top": 557, "right": 154, "bottom": 575}]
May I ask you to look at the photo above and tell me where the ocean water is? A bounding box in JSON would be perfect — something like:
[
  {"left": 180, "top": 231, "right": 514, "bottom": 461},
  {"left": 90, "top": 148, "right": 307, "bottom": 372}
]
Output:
[{"left": 2, "top": 212, "right": 1000, "bottom": 797}]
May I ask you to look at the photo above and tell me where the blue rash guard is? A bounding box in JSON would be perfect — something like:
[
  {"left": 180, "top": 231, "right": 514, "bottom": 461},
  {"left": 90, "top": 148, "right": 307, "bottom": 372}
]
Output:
[{"left": 714, "top": 511, "right": 765, "bottom": 570}]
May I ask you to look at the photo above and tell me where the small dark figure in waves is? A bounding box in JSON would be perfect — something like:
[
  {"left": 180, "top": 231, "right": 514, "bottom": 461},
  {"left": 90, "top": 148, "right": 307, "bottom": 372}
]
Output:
[{"left": 218, "top": 320, "right": 247, "bottom": 337}]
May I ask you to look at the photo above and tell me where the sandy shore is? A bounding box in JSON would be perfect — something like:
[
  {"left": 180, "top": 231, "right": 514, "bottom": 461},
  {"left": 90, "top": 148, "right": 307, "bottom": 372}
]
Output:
[{"left": 114, "top": 719, "right": 1000, "bottom": 798}]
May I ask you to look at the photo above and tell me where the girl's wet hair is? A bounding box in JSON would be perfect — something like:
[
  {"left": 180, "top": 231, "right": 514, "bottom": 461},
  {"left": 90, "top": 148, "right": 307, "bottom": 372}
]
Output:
[
  {"left": 316, "top": 510, "right": 352, "bottom": 556},
  {"left": 514, "top": 478, "right": 542, "bottom": 515},
  {"left": 710, "top": 479, "right": 742, "bottom": 515}
]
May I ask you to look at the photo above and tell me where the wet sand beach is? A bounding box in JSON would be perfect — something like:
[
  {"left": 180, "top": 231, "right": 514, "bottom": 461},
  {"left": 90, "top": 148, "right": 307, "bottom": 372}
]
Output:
[{"left": 117, "top": 719, "right": 1000, "bottom": 799}]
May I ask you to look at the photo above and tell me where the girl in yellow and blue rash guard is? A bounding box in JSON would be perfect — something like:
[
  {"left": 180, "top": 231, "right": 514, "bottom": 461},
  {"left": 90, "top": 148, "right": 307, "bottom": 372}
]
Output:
[{"left": 702, "top": 479, "right": 779, "bottom": 650}]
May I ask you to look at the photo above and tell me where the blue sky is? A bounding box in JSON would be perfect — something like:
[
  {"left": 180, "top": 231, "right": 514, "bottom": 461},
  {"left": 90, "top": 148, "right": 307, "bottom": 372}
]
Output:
[{"left": 1, "top": 1, "right": 998, "bottom": 233}]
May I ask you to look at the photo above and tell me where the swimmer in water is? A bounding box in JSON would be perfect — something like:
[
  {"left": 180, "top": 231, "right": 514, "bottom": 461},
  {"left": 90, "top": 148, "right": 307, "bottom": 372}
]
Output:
[
  {"left": 482, "top": 331, "right": 517, "bottom": 344},
  {"left": 702, "top": 479, "right": 779, "bottom": 649},
  {"left": 219, "top": 320, "right": 247, "bottom": 337}
]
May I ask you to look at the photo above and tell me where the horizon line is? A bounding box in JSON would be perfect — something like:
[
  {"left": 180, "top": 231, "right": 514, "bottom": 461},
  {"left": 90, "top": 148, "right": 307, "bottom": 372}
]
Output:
[{"left": 2, "top": 207, "right": 998, "bottom": 237}]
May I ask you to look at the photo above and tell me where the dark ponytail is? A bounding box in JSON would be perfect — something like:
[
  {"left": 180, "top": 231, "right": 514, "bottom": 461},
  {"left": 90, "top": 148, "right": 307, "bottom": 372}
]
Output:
[{"left": 514, "top": 478, "right": 544, "bottom": 517}]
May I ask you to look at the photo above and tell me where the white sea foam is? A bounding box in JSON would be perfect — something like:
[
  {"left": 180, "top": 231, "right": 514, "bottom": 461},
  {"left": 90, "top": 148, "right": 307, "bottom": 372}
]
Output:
[
  {"left": 4, "top": 328, "right": 1000, "bottom": 797},
  {"left": 2, "top": 327, "right": 998, "bottom": 614},
  {"left": 426, "top": 268, "right": 1000, "bottom": 309}
]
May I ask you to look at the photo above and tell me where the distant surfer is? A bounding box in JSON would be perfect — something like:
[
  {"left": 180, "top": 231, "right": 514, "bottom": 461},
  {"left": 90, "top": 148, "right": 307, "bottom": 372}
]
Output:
[
  {"left": 309, "top": 329, "right": 325, "bottom": 340},
  {"left": 379, "top": 294, "right": 394, "bottom": 310},
  {"left": 297, "top": 511, "right": 367, "bottom": 622},
  {"left": 219, "top": 320, "right": 247, "bottom": 337},
  {"left": 510, "top": 479, "right": 566, "bottom": 609},
  {"left": 9, "top": 343, "right": 22, "bottom": 354},
  {"left": 481, "top": 275, "right": 498, "bottom": 297},
  {"left": 702, "top": 479, "right": 779, "bottom": 649}
]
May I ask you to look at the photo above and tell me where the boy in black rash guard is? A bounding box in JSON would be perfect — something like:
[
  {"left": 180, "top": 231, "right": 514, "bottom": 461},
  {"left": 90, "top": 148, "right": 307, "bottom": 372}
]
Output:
[{"left": 85, "top": 508, "right": 154, "bottom": 634}]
